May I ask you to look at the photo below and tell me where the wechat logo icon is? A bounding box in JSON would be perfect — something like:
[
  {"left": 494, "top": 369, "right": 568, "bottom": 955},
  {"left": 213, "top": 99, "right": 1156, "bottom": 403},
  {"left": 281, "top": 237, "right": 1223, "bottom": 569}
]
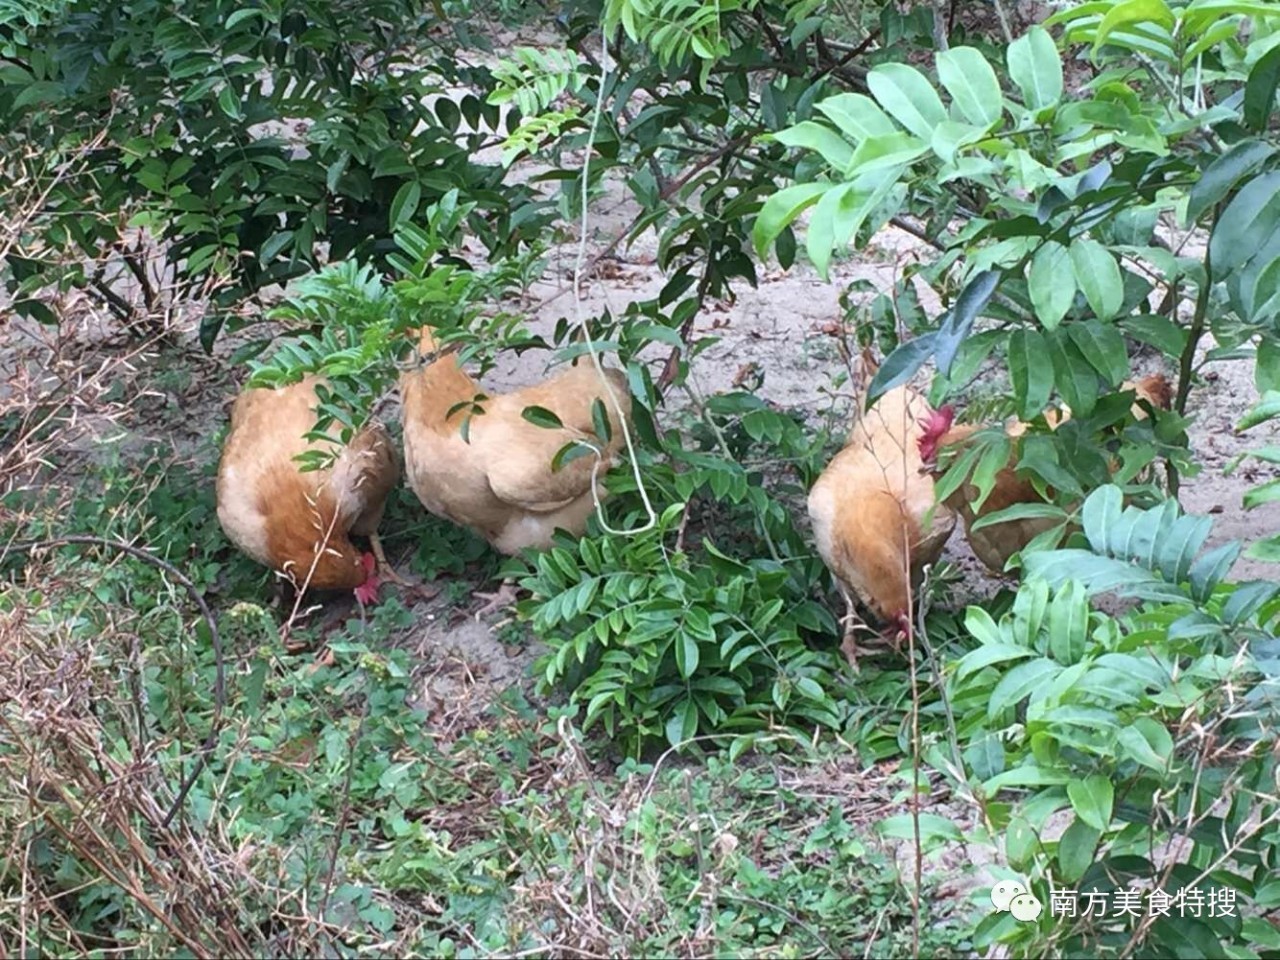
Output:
[{"left": 991, "top": 879, "right": 1043, "bottom": 922}]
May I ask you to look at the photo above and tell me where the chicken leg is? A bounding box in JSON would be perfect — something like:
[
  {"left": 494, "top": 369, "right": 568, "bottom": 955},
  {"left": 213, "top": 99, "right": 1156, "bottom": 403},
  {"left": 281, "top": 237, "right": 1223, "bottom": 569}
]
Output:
[
  {"left": 368, "top": 532, "right": 440, "bottom": 600},
  {"left": 838, "top": 589, "right": 865, "bottom": 673},
  {"left": 473, "top": 579, "right": 520, "bottom": 621}
]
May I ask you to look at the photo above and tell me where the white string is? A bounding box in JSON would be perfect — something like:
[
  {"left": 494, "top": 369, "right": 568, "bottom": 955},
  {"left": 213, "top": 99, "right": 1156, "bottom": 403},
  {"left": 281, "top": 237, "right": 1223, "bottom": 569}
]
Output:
[{"left": 571, "top": 26, "right": 658, "bottom": 536}]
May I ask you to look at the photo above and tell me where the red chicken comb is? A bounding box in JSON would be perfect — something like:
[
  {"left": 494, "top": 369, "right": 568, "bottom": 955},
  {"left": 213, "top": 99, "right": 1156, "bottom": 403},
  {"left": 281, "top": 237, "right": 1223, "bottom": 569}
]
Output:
[
  {"left": 924, "top": 404, "right": 955, "bottom": 437},
  {"left": 917, "top": 404, "right": 956, "bottom": 465},
  {"left": 919, "top": 404, "right": 955, "bottom": 443}
]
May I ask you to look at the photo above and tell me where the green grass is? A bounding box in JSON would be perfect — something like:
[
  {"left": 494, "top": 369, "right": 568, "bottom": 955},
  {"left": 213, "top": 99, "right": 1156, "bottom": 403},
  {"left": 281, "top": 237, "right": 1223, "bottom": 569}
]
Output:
[{"left": 0, "top": 427, "right": 975, "bottom": 958}]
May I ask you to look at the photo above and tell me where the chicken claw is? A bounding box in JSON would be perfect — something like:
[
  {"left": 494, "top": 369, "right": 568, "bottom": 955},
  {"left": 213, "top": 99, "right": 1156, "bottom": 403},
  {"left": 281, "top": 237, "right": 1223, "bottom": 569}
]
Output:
[
  {"left": 473, "top": 579, "right": 520, "bottom": 621},
  {"left": 839, "top": 591, "right": 864, "bottom": 673}
]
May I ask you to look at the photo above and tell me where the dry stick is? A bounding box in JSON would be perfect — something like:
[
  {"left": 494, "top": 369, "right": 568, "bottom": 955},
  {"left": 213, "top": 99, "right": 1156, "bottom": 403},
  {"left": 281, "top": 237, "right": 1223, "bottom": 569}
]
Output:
[
  {"left": 5, "top": 535, "right": 225, "bottom": 828},
  {"left": 33, "top": 809, "right": 214, "bottom": 959},
  {"left": 0, "top": 117, "right": 113, "bottom": 264},
  {"left": 932, "top": 0, "right": 950, "bottom": 52},
  {"left": 811, "top": 27, "right": 880, "bottom": 85},
  {"left": 87, "top": 271, "right": 139, "bottom": 325},
  {"left": 902, "top": 449, "right": 923, "bottom": 960}
]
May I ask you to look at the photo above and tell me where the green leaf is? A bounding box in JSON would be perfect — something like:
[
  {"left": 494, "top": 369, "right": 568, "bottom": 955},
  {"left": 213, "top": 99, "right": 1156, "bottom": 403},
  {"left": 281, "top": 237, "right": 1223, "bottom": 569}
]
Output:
[
  {"left": 1057, "top": 818, "right": 1100, "bottom": 883},
  {"left": 1223, "top": 579, "right": 1278, "bottom": 622},
  {"left": 815, "top": 93, "right": 898, "bottom": 141},
  {"left": 1246, "top": 534, "right": 1280, "bottom": 562},
  {"left": 866, "top": 62, "right": 947, "bottom": 140},
  {"left": 244, "top": 657, "right": 267, "bottom": 713},
  {"left": 753, "top": 182, "right": 833, "bottom": 259},
  {"left": 1069, "top": 238, "right": 1124, "bottom": 321},
  {"left": 1117, "top": 717, "right": 1173, "bottom": 769},
  {"left": 935, "top": 270, "right": 1000, "bottom": 376},
  {"left": 1186, "top": 140, "right": 1274, "bottom": 225},
  {"left": 963, "top": 606, "right": 1002, "bottom": 645},
  {"left": 969, "top": 435, "right": 1013, "bottom": 512},
  {"left": 390, "top": 180, "right": 422, "bottom": 229},
  {"left": 875, "top": 813, "right": 964, "bottom": 843},
  {"left": 1240, "top": 236, "right": 1280, "bottom": 320},
  {"left": 1004, "top": 815, "right": 1036, "bottom": 871},
  {"left": 1245, "top": 43, "right": 1280, "bottom": 132},
  {"left": 970, "top": 502, "right": 1069, "bottom": 531},
  {"left": 1210, "top": 171, "right": 1280, "bottom": 278},
  {"left": 12, "top": 81, "right": 64, "bottom": 108},
  {"left": 936, "top": 46, "right": 1002, "bottom": 128},
  {"left": 1094, "top": 0, "right": 1175, "bottom": 53},
  {"left": 1021, "top": 549, "right": 1178, "bottom": 601},
  {"left": 1154, "top": 514, "right": 1213, "bottom": 584},
  {"left": 1067, "top": 319, "right": 1129, "bottom": 387},
  {"left": 955, "top": 643, "right": 1036, "bottom": 681},
  {"left": 774, "top": 121, "right": 854, "bottom": 173},
  {"left": 1245, "top": 478, "right": 1280, "bottom": 509},
  {"left": 867, "top": 333, "right": 937, "bottom": 403},
  {"left": 1122, "top": 314, "right": 1188, "bottom": 357},
  {"left": 1190, "top": 541, "right": 1241, "bottom": 602},
  {"left": 1081, "top": 484, "right": 1124, "bottom": 552},
  {"left": 1013, "top": 579, "right": 1051, "bottom": 646},
  {"left": 929, "top": 120, "right": 984, "bottom": 165},
  {"left": 521, "top": 405, "right": 564, "bottom": 429},
  {"left": 226, "top": 8, "right": 264, "bottom": 28},
  {"left": 806, "top": 181, "right": 856, "bottom": 279},
  {"left": 1047, "top": 581, "right": 1089, "bottom": 664},
  {"left": 1028, "top": 241, "right": 1076, "bottom": 329},
  {"left": 1067, "top": 774, "right": 1114, "bottom": 830},
  {"left": 1008, "top": 329, "right": 1054, "bottom": 420},
  {"left": 1007, "top": 26, "right": 1063, "bottom": 113},
  {"left": 1049, "top": 334, "right": 1099, "bottom": 416},
  {"left": 982, "top": 766, "right": 1072, "bottom": 792},
  {"left": 795, "top": 676, "right": 826, "bottom": 701},
  {"left": 989, "top": 657, "right": 1061, "bottom": 718},
  {"left": 1257, "top": 342, "right": 1280, "bottom": 395},
  {"left": 665, "top": 698, "right": 698, "bottom": 748},
  {"left": 217, "top": 84, "right": 241, "bottom": 119},
  {"left": 675, "top": 631, "right": 700, "bottom": 678},
  {"left": 1239, "top": 390, "right": 1280, "bottom": 430},
  {"left": 846, "top": 132, "right": 928, "bottom": 174}
]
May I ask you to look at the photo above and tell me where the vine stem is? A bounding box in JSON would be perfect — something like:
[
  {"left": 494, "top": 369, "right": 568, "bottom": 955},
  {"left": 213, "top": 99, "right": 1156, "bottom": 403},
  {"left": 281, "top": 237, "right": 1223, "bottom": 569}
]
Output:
[{"left": 566, "top": 25, "right": 658, "bottom": 539}]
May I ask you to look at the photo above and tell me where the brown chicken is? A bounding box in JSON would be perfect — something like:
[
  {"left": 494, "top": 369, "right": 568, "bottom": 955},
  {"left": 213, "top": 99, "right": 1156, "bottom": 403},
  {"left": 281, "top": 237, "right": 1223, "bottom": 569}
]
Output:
[
  {"left": 399, "top": 328, "right": 633, "bottom": 609},
  {"left": 922, "top": 373, "right": 1172, "bottom": 574},
  {"left": 216, "top": 375, "right": 401, "bottom": 604},
  {"left": 807, "top": 383, "right": 958, "bottom": 668}
]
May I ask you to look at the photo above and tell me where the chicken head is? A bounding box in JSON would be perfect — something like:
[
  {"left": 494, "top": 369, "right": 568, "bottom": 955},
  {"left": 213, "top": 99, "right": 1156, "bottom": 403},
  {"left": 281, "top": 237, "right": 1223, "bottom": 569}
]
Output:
[{"left": 353, "top": 551, "right": 380, "bottom": 605}]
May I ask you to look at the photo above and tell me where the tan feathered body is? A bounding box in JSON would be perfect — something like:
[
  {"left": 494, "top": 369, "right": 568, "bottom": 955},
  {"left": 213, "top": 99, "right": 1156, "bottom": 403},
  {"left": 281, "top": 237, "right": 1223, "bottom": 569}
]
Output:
[
  {"left": 807, "top": 384, "right": 956, "bottom": 625},
  {"left": 934, "top": 373, "right": 1172, "bottom": 574},
  {"left": 216, "top": 375, "right": 399, "bottom": 592},
  {"left": 399, "top": 332, "right": 633, "bottom": 554}
]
